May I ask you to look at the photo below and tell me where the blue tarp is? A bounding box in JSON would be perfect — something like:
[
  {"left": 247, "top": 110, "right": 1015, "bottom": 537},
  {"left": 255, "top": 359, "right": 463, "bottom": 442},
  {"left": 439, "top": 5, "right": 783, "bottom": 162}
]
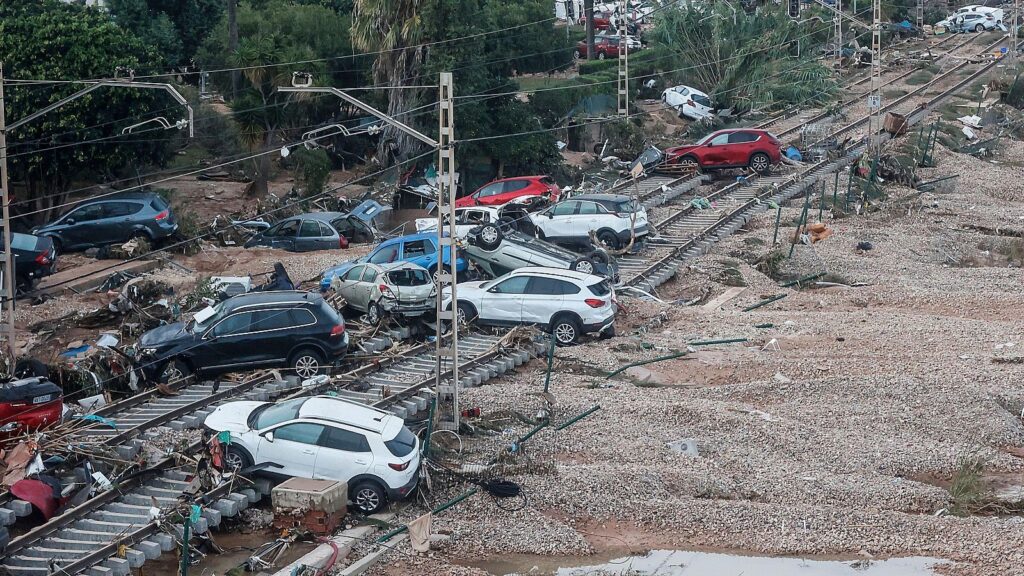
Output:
[{"left": 786, "top": 146, "right": 803, "bottom": 161}]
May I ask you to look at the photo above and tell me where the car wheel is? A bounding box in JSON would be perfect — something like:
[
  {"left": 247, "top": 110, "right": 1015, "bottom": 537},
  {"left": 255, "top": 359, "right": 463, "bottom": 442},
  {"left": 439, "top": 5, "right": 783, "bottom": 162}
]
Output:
[
  {"left": 550, "top": 314, "right": 582, "bottom": 346},
  {"left": 430, "top": 264, "right": 453, "bottom": 285},
  {"left": 289, "top": 348, "right": 326, "bottom": 379},
  {"left": 677, "top": 155, "right": 701, "bottom": 172},
  {"left": 749, "top": 152, "right": 772, "bottom": 174},
  {"left": 597, "top": 230, "right": 620, "bottom": 250},
  {"left": 162, "top": 359, "right": 192, "bottom": 385},
  {"left": 570, "top": 257, "right": 596, "bottom": 275},
  {"left": 352, "top": 480, "right": 387, "bottom": 514},
  {"left": 597, "top": 51, "right": 607, "bottom": 60},
  {"left": 975, "top": 23, "right": 984, "bottom": 32},
  {"left": 456, "top": 301, "right": 477, "bottom": 326},
  {"left": 366, "top": 301, "right": 383, "bottom": 325},
  {"left": 476, "top": 223, "right": 503, "bottom": 251},
  {"left": 600, "top": 323, "right": 616, "bottom": 340},
  {"left": 47, "top": 236, "right": 62, "bottom": 255},
  {"left": 223, "top": 445, "right": 252, "bottom": 471},
  {"left": 573, "top": 49, "right": 581, "bottom": 59}
]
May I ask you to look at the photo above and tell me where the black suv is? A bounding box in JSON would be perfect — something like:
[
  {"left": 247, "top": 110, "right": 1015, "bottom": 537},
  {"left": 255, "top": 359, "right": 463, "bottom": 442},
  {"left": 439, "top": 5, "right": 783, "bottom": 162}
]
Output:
[
  {"left": 2, "top": 231, "right": 58, "bottom": 292},
  {"left": 32, "top": 192, "right": 177, "bottom": 252},
  {"left": 135, "top": 291, "right": 348, "bottom": 383}
]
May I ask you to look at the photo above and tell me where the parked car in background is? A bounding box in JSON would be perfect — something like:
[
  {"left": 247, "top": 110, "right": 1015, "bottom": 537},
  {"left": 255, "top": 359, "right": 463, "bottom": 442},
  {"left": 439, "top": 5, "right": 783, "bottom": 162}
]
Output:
[
  {"left": 245, "top": 212, "right": 351, "bottom": 252},
  {"left": 955, "top": 10, "right": 1001, "bottom": 31},
  {"left": 330, "top": 262, "right": 436, "bottom": 325},
  {"left": 573, "top": 36, "right": 621, "bottom": 60},
  {"left": 2, "top": 231, "right": 57, "bottom": 292},
  {"left": 204, "top": 395, "right": 419, "bottom": 513},
  {"left": 136, "top": 291, "right": 348, "bottom": 383},
  {"left": 595, "top": 31, "right": 642, "bottom": 50},
  {"left": 661, "top": 85, "right": 715, "bottom": 121},
  {"left": 464, "top": 225, "right": 618, "bottom": 281},
  {"left": 32, "top": 192, "right": 177, "bottom": 252},
  {"left": 415, "top": 205, "right": 504, "bottom": 239},
  {"left": 0, "top": 377, "right": 63, "bottom": 435},
  {"left": 332, "top": 199, "right": 387, "bottom": 244},
  {"left": 454, "top": 176, "right": 560, "bottom": 208},
  {"left": 665, "top": 128, "right": 783, "bottom": 174},
  {"left": 443, "top": 267, "right": 616, "bottom": 345},
  {"left": 320, "top": 232, "right": 469, "bottom": 291},
  {"left": 530, "top": 194, "right": 649, "bottom": 250}
]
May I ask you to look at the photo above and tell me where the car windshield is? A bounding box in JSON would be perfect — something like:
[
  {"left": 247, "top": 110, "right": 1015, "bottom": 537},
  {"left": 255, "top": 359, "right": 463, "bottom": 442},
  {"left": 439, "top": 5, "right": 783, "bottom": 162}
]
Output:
[
  {"left": 588, "top": 281, "right": 612, "bottom": 297},
  {"left": 387, "top": 268, "right": 430, "bottom": 286},
  {"left": 250, "top": 397, "right": 308, "bottom": 430},
  {"left": 692, "top": 93, "right": 712, "bottom": 108},
  {"left": 384, "top": 426, "right": 417, "bottom": 457},
  {"left": 186, "top": 303, "right": 223, "bottom": 333},
  {"left": 695, "top": 132, "right": 719, "bottom": 145}
]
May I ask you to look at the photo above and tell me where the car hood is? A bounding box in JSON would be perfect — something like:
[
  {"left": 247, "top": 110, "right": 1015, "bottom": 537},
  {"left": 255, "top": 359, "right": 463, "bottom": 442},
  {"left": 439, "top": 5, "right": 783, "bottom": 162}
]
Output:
[
  {"left": 666, "top": 144, "right": 698, "bottom": 156},
  {"left": 139, "top": 322, "right": 191, "bottom": 347},
  {"left": 204, "top": 401, "right": 266, "bottom": 433}
]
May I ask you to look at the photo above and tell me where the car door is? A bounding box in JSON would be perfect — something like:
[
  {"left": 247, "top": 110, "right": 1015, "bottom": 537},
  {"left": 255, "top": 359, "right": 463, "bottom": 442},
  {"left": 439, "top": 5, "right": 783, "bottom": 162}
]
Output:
[
  {"left": 313, "top": 425, "right": 374, "bottom": 482},
  {"left": 269, "top": 219, "right": 300, "bottom": 250},
  {"left": 295, "top": 219, "right": 327, "bottom": 251},
  {"left": 473, "top": 182, "right": 506, "bottom": 206},
  {"left": 335, "top": 265, "right": 367, "bottom": 310},
  {"left": 573, "top": 200, "right": 603, "bottom": 239},
  {"left": 248, "top": 308, "right": 297, "bottom": 365},
  {"left": 539, "top": 201, "right": 579, "bottom": 241},
  {"left": 200, "top": 311, "right": 255, "bottom": 370},
  {"left": 700, "top": 132, "right": 732, "bottom": 167},
  {"left": 495, "top": 179, "right": 530, "bottom": 204},
  {"left": 60, "top": 204, "right": 106, "bottom": 247},
  {"left": 359, "top": 266, "right": 382, "bottom": 308},
  {"left": 727, "top": 131, "right": 760, "bottom": 167},
  {"left": 256, "top": 422, "right": 326, "bottom": 478},
  {"left": 480, "top": 275, "right": 529, "bottom": 324},
  {"left": 101, "top": 201, "right": 141, "bottom": 244},
  {"left": 519, "top": 276, "right": 568, "bottom": 325}
]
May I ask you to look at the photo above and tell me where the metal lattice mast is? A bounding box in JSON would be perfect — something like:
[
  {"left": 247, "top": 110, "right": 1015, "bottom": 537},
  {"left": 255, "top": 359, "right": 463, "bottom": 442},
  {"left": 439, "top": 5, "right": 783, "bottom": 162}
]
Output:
[
  {"left": 834, "top": 0, "right": 843, "bottom": 70},
  {"left": 435, "top": 72, "right": 460, "bottom": 431},
  {"left": 916, "top": 0, "right": 924, "bottom": 28},
  {"left": 1013, "top": 0, "right": 1020, "bottom": 61},
  {"left": 868, "top": 0, "right": 882, "bottom": 157},
  {"left": 617, "top": 0, "right": 629, "bottom": 117}
]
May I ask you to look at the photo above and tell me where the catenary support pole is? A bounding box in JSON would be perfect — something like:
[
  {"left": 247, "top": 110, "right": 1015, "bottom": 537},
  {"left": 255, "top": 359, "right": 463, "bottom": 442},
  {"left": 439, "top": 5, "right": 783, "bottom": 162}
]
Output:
[{"left": 0, "top": 66, "right": 17, "bottom": 360}]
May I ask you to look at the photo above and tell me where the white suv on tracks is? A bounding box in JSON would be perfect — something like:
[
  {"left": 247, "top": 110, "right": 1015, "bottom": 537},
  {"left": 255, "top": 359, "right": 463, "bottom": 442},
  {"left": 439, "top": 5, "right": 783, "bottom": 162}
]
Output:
[
  {"left": 442, "top": 267, "right": 616, "bottom": 345},
  {"left": 204, "top": 395, "right": 420, "bottom": 514}
]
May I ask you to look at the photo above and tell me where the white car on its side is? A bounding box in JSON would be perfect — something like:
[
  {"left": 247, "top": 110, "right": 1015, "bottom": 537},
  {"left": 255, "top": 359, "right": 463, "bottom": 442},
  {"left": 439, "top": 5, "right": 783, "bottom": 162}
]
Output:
[
  {"left": 530, "top": 193, "right": 649, "bottom": 250},
  {"left": 204, "top": 396, "right": 420, "bottom": 514},
  {"left": 442, "top": 267, "right": 616, "bottom": 345},
  {"left": 414, "top": 205, "right": 503, "bottom": 239},
  {"left": 661, "top": 85, "right": 715, "bottom": 121}
]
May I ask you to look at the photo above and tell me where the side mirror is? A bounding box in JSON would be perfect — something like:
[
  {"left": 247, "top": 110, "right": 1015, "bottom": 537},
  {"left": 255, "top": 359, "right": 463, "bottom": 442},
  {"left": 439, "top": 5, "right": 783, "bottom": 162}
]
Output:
[
  {"left": 547, "top": 212, "right": 554, "bottom": 218},
  {"left": 263, "top": 431, "right": 275, "bottom": 443},
  {"left": 65, "top": 218, "right": 76, "bottom": 225}
]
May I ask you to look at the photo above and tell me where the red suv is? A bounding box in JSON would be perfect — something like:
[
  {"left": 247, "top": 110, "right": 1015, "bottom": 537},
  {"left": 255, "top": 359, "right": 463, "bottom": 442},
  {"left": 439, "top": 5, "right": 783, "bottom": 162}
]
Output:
[
  {"left": 573, "top": 36, "right": 620, "bottom": 60},
  {"left": 665, "top": 129, "right": 783, "bottom": 174},
  {"left": 455, "top": 176, "right": 561, "bottom": 208},
  {"left": 578, "top": 11, "right": 613, "bottom": 29}
]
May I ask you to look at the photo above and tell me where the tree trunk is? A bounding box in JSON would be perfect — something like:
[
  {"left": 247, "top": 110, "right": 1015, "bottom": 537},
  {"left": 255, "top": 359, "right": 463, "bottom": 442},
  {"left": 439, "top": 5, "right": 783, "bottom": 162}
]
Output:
[
  {"left": 250, "top": 131, "right": 273, "bottom": 197},
  {"left": 585, "top": 0, "right": 596, "bottom": 59},
  {"left": 227, "top": 0, "right": 239, "bottom": 98}
]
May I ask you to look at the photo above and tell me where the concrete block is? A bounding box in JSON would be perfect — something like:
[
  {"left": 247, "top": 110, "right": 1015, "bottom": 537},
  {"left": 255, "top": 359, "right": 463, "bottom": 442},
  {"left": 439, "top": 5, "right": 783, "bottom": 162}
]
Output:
[
  {"left": 103, "top": 557, "right": 131, "bottom": 576},
  {"left": 272, "top": 478, "right": 347, "bottom": 513},
  {"left": 227, "top": 492, "right": 250, "bottom": 511},
  {"left": 150, "top": 532, "right": 175, "bottom": 552},
  {"left": 87, "top": 566, "right": 115, "bottom": 576},
  {"left": 241, "top": 488, "right": 259, "bottom": 503},
  {"left": 123, "top": 548, "right": 147, "bottom": 568},
  {"left": 6, "top": 499, "right": 33, "bottom": 517},
  {"left": 214, "top": 498, "right": 239, "bottom": 518},
  {"left": 0, "top": 507, "right": 16, "bottom": 526},
  {"left": 254, "top": 477, "right": 275, "bottom": 496},
  {"left": 0, "top": 526, "right": 8, "bottom": 551},
  {"left": 201, "top": 506, "right": 222, "bottom": 527},
  {"left": 136, "top": 540, "right": 163, "bottom": 560}
]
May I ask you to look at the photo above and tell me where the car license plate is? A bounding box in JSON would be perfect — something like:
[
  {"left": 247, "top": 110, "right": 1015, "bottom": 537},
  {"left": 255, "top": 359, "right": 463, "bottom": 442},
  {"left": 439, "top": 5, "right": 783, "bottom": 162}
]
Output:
[{"left": 32, "top": 394, "right": 53, "bottom": 404}]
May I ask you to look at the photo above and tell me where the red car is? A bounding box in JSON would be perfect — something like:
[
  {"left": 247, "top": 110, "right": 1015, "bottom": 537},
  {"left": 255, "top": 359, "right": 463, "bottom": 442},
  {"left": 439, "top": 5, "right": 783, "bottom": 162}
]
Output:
[
  {"left": 455, "top": 176, "right": 561, "bottom": 208},
  {"left": 578, "top": 11, "right": 613, "bottom": 29},
  {"left": 573, "top": 36, "right": 621, "bottom": 60},
  {"left": 0, "top": 377, "right": 63, "bottom": 436},
  {"left": 665, "top": 129, "right": 783, "bottom": 174}
]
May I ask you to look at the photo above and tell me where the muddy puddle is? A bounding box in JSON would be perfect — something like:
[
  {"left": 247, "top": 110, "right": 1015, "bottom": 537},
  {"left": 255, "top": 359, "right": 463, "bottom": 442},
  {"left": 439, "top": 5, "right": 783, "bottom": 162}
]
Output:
[{"left": 462, "top": 549, "right": 948, "bottom": 575}]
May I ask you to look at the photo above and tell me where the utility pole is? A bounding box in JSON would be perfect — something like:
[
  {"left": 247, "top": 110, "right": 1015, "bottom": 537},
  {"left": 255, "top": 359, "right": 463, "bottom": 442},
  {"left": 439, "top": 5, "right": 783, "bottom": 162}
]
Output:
[
  {"left": 227, "top": 0, "right": 239, "bottom": 97},
  {"left": 1013, "top": 0, "right": 1020, "bottom": 61},
  {"left": 434, "top": 72, "right": 459, "bottom": 431},
  {"left": 867, "top": 0, "right": 882, "bottom": 157},
  {"left": 585, "top": 0, "right": 596, "bottom": 59},
  {"left": 834, "top": 0, "right": 843, "bottom": 71},
  {"left": 0, "top": 65, "right": 17, "bottom": 361},
  {"left": 916, "top": 0, "right": 924, "bottom": 29},
  {"left": 0, "top": 70, "right": 193, "bottom": 364},
  {"left": 617, "top": 0, "right": 629, "bottom": 117}
]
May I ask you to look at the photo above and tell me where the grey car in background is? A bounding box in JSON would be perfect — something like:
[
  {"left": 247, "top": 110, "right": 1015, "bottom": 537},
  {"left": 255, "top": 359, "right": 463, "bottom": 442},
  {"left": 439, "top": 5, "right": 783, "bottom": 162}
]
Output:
[
  {"left": 32, "top": 192, "right": 177, "bottom": 252},
  {"left": 245, "top": 212, "right": 350, "bottom": 252}
]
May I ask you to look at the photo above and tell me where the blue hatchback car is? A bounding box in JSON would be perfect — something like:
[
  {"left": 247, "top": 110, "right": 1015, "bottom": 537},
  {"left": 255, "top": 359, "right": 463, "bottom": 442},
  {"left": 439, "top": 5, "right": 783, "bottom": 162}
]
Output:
[{"left": 320, "top": 232, "right": 468, "bottom": 291}]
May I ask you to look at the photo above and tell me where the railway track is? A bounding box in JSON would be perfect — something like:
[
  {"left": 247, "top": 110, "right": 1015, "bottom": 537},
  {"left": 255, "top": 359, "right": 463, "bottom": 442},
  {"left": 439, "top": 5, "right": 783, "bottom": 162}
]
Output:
[
  {"left": 617, "top": 33, "right": 1012, "bottom": 291},
  {"left": 0, "top": 329, "right": 543, "bottom": 575}
]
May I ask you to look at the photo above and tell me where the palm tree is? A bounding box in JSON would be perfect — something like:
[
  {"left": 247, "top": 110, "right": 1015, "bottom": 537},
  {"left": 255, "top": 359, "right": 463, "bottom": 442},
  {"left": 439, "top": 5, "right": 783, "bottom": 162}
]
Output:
[{"left": 351, "top": 0, "right": 425, "bottom": 166}]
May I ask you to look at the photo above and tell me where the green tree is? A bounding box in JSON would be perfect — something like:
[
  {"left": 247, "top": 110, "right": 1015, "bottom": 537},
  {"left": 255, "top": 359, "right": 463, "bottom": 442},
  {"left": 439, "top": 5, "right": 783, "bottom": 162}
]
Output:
[
  {"left": 0, "top": 0, "right": 176, "bottom": 223},
  {"left": 649, "top": 4, "right": 838, "bottom": 113},
  {"left": 106, "top": 0, "right": 224, "bottom": 68}
]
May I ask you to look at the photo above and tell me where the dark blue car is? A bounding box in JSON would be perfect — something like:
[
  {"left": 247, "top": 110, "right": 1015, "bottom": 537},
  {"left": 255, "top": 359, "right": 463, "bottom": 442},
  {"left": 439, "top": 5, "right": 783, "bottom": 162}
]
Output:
[{"left": 320, "top": 232, "right": 468, "bottom": 291}]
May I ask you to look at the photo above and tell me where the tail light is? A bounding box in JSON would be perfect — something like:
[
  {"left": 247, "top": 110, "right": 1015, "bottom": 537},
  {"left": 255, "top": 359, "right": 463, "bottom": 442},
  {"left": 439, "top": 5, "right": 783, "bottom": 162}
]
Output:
[
  {"left": 379, "top": 284, "right": 396, "bottom": 298},
  {"left": 330, "top": 324, "right": 345, "bottom": 337},
  {"left": 585, "top": 298, "right": 606, "bottom": 308},
  {"left": 154, "top": 210, "right": 169, "bottom": 221},
  {"left": 388, "top": 461, "right": 410, "bottom": 471},
  {"left": 35, "top": 252, "right": 51, "bottom": 265}
]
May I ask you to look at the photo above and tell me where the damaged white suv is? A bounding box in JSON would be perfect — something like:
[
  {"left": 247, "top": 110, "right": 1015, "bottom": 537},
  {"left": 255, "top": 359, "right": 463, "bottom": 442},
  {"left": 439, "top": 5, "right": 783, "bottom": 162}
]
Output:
[{"left": 204, "top": 396, "right": 420, "bottom": 514}]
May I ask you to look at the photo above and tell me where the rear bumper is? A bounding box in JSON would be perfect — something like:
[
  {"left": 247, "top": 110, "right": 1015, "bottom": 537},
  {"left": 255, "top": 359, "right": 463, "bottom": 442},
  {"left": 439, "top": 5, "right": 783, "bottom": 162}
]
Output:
[
  {"left": 581, "top": 315, "right": 615, "bottom": 335},
  {"left": 387, "top": 466, "right": 420, "bottom": 501},
  {"left": 617, "top": 225, "right": 649, "bottom": 243},
  {"left": 380, "top": 299, "right": 436, "bottom": 317}
]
